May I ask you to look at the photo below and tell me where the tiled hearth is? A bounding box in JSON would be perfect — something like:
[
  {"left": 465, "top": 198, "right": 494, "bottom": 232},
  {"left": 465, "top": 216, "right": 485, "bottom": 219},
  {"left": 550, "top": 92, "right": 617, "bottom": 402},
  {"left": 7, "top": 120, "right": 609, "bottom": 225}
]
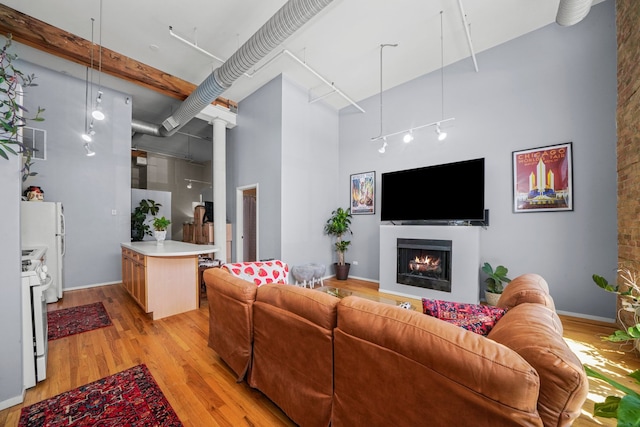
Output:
[{"left": 379, "top": 225, "right": 480, "bottom": 304}]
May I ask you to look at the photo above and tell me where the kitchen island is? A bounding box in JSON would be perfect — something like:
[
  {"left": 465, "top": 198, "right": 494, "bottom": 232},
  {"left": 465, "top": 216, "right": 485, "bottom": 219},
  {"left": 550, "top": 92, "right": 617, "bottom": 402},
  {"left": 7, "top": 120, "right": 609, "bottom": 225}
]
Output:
[{"left": 121, "top": 240, "right": 218, "bottom": 320}]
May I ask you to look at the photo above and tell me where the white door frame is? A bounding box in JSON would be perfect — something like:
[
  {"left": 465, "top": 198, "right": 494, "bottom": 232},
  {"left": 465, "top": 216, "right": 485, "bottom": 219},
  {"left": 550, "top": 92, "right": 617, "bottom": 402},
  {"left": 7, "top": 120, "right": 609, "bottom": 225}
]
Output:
[{"left": 235, "top": 184, "right": 259, "bottom": 262}]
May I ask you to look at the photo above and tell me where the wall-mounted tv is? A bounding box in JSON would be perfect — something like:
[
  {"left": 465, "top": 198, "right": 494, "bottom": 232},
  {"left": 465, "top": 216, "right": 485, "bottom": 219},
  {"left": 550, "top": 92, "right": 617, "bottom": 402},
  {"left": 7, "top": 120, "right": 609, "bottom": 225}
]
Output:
[{"left": 380, "top": 158, "right": 485, "bottom": 223}]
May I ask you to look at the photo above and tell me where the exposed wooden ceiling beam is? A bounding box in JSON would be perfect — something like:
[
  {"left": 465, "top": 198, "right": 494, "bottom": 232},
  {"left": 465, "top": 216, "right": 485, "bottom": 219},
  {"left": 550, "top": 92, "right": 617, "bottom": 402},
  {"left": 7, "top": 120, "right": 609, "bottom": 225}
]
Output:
[{"left": 0, "top": 3, "right": 237, "bottom": 111}]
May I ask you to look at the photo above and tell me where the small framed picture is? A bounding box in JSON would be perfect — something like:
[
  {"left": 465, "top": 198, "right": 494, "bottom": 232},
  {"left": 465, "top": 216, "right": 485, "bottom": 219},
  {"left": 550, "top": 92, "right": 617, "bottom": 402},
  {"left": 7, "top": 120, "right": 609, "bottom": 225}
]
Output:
[
  {"left": 350, "top": 171, "right": 375, "bottom": 215},
  {"left": 512, "top": 142, "right": 573, "bottom": 213}
]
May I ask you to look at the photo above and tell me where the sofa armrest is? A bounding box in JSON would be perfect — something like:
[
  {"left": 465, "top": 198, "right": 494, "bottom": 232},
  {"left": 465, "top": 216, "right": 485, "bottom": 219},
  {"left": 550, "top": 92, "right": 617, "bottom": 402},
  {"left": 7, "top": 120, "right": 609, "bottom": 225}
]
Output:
[
  {"left": 332, "top": 296, "right": 542, "bottom": 426},
  {"left": 487, "top": 303, "right": 588, "bottom": 427}
]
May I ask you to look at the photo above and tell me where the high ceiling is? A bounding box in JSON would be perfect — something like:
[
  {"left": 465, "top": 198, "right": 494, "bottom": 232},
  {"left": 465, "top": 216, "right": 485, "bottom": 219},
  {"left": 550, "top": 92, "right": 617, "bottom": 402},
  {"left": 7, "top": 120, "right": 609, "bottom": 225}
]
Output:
[{"left": 1, "top": 0, "right": 603, "bottom": 159}]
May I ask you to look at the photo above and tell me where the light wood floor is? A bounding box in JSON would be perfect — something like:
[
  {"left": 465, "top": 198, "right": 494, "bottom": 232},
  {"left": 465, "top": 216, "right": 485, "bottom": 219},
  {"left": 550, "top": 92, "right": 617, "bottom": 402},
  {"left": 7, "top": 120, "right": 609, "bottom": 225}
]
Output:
[{"left": 1, "top": 277, "right": 637, "bottom": 426}]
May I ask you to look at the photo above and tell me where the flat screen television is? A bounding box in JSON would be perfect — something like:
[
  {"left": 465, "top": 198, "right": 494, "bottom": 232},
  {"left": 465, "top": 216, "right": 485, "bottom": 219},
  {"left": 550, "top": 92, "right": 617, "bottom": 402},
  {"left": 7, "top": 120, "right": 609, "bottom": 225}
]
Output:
[{"left": 380, "top": 157, "right": 485, "bottom": 223}]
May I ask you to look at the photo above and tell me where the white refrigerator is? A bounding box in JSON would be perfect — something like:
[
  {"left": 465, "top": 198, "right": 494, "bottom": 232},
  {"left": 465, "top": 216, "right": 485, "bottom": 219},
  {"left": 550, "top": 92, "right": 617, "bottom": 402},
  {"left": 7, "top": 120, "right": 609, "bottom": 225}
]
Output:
[{"left": 21, "top": 201, "right": 65, "bottom": 303}]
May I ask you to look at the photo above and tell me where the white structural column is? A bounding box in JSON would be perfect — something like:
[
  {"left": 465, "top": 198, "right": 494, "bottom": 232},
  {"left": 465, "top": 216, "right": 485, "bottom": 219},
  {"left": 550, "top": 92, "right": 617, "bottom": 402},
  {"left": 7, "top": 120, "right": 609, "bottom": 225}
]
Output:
[
  {"left": 212, "top": 118, "right": 227, "bottom": 263},
  {"left": 195, "top": 104, "right": 237, "bottom": 263}
]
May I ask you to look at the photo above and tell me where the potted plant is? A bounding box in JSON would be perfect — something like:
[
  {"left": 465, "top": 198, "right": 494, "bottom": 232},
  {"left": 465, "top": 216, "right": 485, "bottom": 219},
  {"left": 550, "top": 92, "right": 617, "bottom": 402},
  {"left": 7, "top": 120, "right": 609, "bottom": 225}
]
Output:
[
  {"left": 592, "top": 267, "right": 640, "bottom": 351},
  {"left": 152, "top": 216, "right": 171, "bottom": 243},
  {"left": 584, "top": 365, "right": 640, "bottom": 424},
  {"left": 324, "top": 207, "right": 352, "bottom": 280},
  {"left": 131, "top": 199, "right": 161, "bottom": 241},
  {"left": 482, "top": 262, "right": 511, "bottom": 306}
]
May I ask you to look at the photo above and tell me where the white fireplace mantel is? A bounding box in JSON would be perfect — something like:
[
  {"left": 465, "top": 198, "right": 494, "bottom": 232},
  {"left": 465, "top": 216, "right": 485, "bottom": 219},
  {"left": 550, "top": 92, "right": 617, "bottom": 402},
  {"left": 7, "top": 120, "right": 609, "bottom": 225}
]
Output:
[{"left": 379, "top": 225, "right": 480, "bottom": 304}]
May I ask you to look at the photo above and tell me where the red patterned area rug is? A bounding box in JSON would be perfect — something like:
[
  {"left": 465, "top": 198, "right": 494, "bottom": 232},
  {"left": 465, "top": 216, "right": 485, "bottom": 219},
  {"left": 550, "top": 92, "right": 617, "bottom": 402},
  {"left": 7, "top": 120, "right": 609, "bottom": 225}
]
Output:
[
  {"left": 18, "top": 364, "right": 183, "bottom": 426},
  {"left": 47, "top": 302, "right": 113, "bottom": 341}
]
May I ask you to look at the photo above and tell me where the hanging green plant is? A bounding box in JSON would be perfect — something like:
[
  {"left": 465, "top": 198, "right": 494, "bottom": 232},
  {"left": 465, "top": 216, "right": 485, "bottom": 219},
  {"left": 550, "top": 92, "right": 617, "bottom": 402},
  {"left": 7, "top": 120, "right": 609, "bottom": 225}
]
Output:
[{"left": 0, "top": 34, "right": 45, "bottom": 181}]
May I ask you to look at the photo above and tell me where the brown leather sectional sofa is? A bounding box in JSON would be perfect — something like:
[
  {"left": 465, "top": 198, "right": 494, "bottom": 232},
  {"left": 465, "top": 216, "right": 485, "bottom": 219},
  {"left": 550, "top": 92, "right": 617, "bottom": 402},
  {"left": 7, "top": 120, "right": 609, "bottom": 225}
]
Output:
[{"left": 204, "top": 268, "right": 588, "bottom": 427}]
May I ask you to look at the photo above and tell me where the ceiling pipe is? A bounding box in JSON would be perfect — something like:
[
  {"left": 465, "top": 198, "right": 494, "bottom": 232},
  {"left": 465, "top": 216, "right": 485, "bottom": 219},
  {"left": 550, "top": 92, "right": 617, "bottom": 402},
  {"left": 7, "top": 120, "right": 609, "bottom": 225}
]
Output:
[
  {"left": 132, "top": 0, "right": 335, "bottom": 138},
  {"left": 556, "top": 0, "right": 593, "bottom": 26}
]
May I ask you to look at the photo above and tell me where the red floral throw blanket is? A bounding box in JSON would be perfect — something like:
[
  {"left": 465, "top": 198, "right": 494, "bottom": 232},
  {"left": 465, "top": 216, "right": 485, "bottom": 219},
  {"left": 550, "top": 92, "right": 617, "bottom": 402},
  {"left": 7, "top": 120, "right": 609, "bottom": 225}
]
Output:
[{"left": 421, "top": 299, "right": 507, "bottom": 336}]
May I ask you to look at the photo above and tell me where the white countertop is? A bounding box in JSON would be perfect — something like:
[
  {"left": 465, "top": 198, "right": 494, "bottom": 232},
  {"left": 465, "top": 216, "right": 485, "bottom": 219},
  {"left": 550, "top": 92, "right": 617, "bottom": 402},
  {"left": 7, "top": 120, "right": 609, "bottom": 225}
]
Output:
[{"left": 121, "top": 240, "right": 219, "bottom": 257}]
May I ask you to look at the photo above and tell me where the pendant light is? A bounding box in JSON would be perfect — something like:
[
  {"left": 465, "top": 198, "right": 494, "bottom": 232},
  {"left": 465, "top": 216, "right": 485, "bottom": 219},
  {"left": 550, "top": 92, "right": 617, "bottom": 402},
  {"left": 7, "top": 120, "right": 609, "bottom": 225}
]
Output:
[
  {"left": 81, "top": 18, "right": 96, "bottom": 155},
  {"left": 435, "top": 10, "right": 449, "bottom": 141},
  {"left": 91, "top": 0, "right": 105, "bottom": 121}
]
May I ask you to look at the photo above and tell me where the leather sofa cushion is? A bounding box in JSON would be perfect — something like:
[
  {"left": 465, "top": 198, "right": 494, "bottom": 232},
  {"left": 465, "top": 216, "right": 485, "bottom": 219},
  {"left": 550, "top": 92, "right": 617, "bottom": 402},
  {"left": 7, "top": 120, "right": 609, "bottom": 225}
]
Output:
[
  {"left": 498, "top": 273, "right": 556, "bottom": 311},
  {"left": 333, "top": 296, "right": 542, "bottom": 426},
  {"left": 249, "top": 284, "right": 339, "bottom": 427},
  {"left": 204, "top": 268, "right": 257, "bottom": 381},
  {"left": 487, "top": 303, "right": 588, "bottom": 427}
]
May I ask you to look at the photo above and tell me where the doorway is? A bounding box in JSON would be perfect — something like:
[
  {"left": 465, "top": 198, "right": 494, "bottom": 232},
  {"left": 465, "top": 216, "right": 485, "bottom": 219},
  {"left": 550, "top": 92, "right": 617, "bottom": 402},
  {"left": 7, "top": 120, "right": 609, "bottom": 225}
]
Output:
[{"left": 236, "top": 185, "right": 258, "bottom": 262}]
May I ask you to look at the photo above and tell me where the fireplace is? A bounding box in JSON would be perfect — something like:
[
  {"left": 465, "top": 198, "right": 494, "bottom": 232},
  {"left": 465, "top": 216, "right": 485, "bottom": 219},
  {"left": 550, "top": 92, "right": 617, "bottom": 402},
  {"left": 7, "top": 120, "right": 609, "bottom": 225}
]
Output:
[
  {"left": 380, "top": 225, "right": 479, "bottom": 304},
  {"left": 397, "top": 238, "right": 452, "bottom": 292}
]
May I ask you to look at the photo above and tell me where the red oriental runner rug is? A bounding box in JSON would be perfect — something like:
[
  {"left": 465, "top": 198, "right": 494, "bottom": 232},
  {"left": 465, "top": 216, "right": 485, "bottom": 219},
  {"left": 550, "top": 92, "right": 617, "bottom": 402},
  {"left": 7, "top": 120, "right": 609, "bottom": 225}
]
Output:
[
  {"left": 18, "top": 364, "right": 183, "bottom": 426},
  {"left": 47, "top": 302, "right": 113, "bottom": 341}
]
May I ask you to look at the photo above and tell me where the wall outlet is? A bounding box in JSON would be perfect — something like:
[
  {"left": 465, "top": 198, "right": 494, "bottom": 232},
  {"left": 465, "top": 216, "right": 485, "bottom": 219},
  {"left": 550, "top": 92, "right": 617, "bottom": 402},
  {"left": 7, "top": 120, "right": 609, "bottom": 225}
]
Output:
[
  {"left": 352, "top": 261, "right": 358, "bottom": 265},
  {"left": 111, "top": 209, "right": 117, "bottom": 215}
]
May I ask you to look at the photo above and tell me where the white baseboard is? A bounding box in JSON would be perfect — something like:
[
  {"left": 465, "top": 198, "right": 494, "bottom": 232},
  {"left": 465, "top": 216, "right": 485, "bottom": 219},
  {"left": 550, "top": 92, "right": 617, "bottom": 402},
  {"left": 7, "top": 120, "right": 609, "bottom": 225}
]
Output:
[
  {"left": 556, "top": 309, "right": 615, "bottom": 324},
  {"left": 0, "top": 390, "right": 24, "bottom": 411},
  {"left": 62, "top": 281, "right": 120, "bottom": 293}
]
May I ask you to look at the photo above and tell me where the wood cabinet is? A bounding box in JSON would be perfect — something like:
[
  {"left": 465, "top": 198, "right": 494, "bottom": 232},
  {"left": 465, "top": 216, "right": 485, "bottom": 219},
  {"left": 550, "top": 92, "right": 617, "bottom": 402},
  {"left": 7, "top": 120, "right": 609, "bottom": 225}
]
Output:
[
  {"left": 121, "top": 241, "right": 216, "bottom": 320},
  {"left": 182, "top": 222, "right": 232, "bottom": 263},
  {"left": 121, "top": 248, "right": 148, "bottom": 310}
]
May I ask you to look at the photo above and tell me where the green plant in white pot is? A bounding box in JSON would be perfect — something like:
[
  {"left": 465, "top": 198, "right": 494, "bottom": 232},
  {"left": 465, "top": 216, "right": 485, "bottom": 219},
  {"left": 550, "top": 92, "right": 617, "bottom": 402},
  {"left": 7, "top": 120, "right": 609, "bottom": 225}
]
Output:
[
  {"left": 482, "top": 262, "right": 511, "bottom": 306},
  {"left": 152, "top": 216, "right": 171, "bottom": 244}
]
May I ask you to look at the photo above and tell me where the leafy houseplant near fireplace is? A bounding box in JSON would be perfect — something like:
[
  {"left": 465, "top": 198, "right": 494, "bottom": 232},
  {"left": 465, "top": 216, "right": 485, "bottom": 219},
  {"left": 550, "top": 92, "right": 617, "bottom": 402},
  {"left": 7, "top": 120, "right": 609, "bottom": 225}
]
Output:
[
  {"left": 324, "top": 207, "right": 353, "bottom": 280},
  {"left": 482, "top": 262, "right": 511, "bottom": 306}
]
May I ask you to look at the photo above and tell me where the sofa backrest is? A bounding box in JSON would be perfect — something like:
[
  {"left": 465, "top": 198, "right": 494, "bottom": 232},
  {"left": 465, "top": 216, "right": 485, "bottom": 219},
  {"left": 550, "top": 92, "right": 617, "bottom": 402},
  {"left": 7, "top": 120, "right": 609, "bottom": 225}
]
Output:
[
  {"left": 498, "top": 273, "right": 556, "bottom": 311},
  {"left": 249, "top": 284, "right": 339, "bottom": 427},
  {"left": 332, "top": 296, "right": 543, "bottom": 426},
  {"left": 487, "top": 303, "right": 588, "bottom": 427},
  {"left": 223, "top": 260, "right": 289, "bottom": 286}
]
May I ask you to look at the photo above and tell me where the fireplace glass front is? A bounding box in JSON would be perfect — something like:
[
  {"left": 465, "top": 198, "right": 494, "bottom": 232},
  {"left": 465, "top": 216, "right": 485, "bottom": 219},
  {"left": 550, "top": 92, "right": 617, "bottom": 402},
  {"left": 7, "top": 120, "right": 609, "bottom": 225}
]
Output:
[{"left": 397, "top": 238, "right": 452, "bottom": 292}]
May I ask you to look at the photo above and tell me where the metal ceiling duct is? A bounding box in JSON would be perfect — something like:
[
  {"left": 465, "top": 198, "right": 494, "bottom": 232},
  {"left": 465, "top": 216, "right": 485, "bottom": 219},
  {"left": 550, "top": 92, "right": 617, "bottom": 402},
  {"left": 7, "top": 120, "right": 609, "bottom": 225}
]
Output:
[
  {"left": 132, "top": 0, "right": 335, "bottom": 137},
  {"left": 556, "top": 0, "right": 593, "bottom": 26}
]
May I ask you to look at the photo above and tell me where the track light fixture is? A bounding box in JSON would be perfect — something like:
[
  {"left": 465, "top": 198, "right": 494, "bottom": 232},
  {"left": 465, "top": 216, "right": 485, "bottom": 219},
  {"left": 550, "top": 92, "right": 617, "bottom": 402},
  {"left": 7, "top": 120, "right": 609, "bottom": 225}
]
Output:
[
  {"left": 84, "top": 142, "right": 95, "bottom": 156},
  {"left": 378, "top": 139, "right": 388, "bottom": 154},
  {"left": 436, "top": 124, "right": 447, "bottom": 141},
  {"left": 403, "top": 131, "right": 414, "bottom": 143},
  {"left": 371, "top": 11, "right": 455, "bottom": 152},
  {"left": 184, "top": 178, "right": 212, "bottom": 189}
]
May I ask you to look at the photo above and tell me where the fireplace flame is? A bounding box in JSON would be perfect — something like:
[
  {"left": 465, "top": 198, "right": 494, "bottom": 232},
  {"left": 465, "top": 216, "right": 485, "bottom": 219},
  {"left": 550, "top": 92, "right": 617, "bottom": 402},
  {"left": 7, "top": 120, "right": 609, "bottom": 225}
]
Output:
[{"left": 409, "top": 255, "right": 441, "bottom": 272}]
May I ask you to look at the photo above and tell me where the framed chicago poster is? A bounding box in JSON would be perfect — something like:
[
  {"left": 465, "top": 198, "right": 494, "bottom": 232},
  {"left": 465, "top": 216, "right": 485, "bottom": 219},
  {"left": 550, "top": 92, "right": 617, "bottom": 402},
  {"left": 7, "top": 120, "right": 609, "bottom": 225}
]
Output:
[
  {"left": 350, "top": 171, "right": 375, "bottom": 214},
  {"left": 512, "top": 142, "right": 573, "bottom": 213}
]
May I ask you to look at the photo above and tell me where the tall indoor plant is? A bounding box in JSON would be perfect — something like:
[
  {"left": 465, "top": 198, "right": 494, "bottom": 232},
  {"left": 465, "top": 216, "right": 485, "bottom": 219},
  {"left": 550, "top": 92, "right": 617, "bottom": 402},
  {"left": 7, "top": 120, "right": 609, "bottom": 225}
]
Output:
[{"left": 324, "top": 207, "right": 353, "bottom": 280}]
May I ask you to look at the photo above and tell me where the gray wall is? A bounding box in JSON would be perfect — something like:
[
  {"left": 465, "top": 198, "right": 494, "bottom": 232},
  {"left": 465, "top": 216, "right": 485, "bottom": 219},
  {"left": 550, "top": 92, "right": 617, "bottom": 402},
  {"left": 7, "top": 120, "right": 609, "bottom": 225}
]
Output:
[
  {"left": 0, "top": 147, "right": 23, "bottom": 407},
  {"left": 19, "top": 61, "right": 132, "bottom": 289},
  {"left": 280, "top": 75, "right": 339, "bottom": 268},
  {"left": 227, "top": 74, "right": 340, "bottom": 270},
  {"left": 228, "top": 76, "right": 284, "bottom": 261},
  {"left": 338, "top": 0, "right": 617, "bottom": 319}
]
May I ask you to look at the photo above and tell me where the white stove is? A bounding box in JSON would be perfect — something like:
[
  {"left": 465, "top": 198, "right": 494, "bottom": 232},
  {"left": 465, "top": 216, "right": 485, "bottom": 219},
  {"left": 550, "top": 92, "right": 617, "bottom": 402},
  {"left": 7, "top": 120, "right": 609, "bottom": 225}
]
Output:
[{"left": 21, "top": 246, "right": 51, "bottom": 389}]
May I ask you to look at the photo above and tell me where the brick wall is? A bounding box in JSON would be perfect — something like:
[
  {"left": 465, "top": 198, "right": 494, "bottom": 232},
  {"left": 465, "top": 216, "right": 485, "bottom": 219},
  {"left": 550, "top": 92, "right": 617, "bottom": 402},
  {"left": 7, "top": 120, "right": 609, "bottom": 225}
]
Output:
[{"left": 616, "top": 0, "right": 640, "bottom": 324}]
